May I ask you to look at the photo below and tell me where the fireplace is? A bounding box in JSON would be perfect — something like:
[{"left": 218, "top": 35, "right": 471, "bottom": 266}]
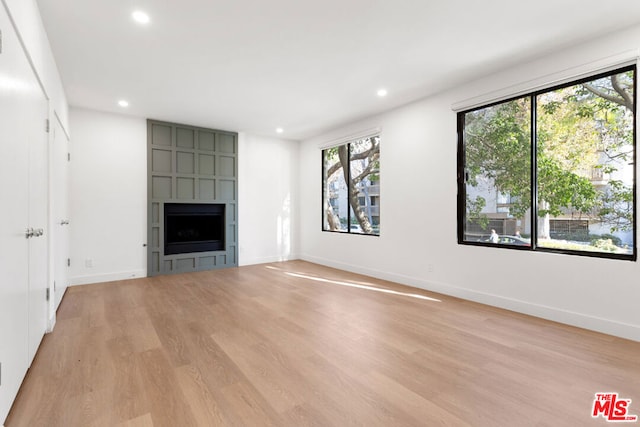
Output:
[
  {"left": 148, "top": 121, "right": 237, "bottom": 275},
  {"left": 164, "top": 203, "right": 225, "bottom": 255}
]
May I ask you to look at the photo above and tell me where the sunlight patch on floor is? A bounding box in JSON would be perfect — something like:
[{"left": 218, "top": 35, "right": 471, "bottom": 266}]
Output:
[{"left": 283, "top": 271, "right": 441, "bottom": 302}]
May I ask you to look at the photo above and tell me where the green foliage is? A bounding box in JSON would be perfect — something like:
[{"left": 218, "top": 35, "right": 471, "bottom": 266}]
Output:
[
  {"left": 591, "top": 238, "right": 619, "bottom": 252},
  {"left": 464, "top": 98, "right": 531, "bottom": 217},
  {"left": 466, "top": 195, "right": 486, "bottom": 224},
  {"left": 536, "top": 156, "right": 597, "bottom": 216},
  {"left": 539, "top": 239, "right": 625, "bottom": 253},
  {"left": 550, "top": 230, "right": 590, "bottom": 242},
  {"left": 597, "top": 179, "right": 634, "bottom": 232},
  {"left": 463, "top": 70, "right": 635, "bottom": 235},
  {"left": 590, "top": 233, "right": 622, "bottom": 247}
]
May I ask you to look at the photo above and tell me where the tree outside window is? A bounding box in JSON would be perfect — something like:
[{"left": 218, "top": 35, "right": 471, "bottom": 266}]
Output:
[
  {"left": 323, "top": 136, "right": 380, "bottom": 235},
  {"left": 459, "top": 67, "right": 636, "bottom": 259}
]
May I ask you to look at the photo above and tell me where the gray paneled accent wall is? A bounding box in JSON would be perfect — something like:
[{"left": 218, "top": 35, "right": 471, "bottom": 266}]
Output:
[{"left": 147, "top": 119, "right": 238, "bottom": 276}]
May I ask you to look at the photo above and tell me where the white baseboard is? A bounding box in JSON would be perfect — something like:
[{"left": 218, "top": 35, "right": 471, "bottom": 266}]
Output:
[
  {"left": 70, "top": 269, "right": 146, "bottom": 286},
  {"left": 300, "top": 254, "right": 640, "bottom": 342},
  {"left": 46, "top": 314, "right": 56, "bottom": 333}
]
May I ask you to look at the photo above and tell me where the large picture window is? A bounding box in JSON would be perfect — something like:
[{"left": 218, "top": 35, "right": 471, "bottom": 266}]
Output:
[
  {"left": 323, "top": 136, "right": 380, "bottom": 235},
  {"left": 458, "top": 66, "right": 636, "bottom": 260}
]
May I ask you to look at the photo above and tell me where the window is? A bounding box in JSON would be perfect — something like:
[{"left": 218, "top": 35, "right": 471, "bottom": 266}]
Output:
[
  {"left": 323, "top": 135, "right": 380, "bottom": 235},
  {"left": 458, "top": 66, "right": 636, "bottom": 260}
]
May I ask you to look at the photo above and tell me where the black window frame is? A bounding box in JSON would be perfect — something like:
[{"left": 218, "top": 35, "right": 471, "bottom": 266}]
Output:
[
  {"left": 321, "top": 136, "right": 380, "bottom": 236},
  {"left": 457, "top": 65, "right": 637, "bottom": 261}
]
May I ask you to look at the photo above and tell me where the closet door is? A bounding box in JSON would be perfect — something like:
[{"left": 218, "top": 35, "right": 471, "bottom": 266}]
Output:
[
  {"left": 27, "top": 97, "right": 49, "bottom": 363},
  {"left": 51, "top": 118, "right": 70, "bottom": 310},
  {"left": 0, "top": 6, "right": 50, "bottom": 421},
  {"left": 0, "top": 8, "right": 32, "bottom": 422}
]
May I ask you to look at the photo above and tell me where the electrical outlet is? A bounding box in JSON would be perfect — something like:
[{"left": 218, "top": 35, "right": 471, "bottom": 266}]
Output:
[
  {"left": 85, "top": 259, "right": 93, "bottom": 268},
  {"left": 428, "top": 264, "right": 434, "bottom": 273}
]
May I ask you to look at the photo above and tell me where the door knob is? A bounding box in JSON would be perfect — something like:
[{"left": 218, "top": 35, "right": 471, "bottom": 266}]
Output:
[{"left": 26, "top": 228, "right": 44, "bottom": 238}]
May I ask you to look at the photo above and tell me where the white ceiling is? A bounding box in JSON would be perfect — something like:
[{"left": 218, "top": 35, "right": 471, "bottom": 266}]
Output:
[{"left": 37, "top": 0, "right": 640, "bottom": 140}]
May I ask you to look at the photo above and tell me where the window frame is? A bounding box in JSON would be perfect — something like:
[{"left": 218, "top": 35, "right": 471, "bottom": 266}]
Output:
[
  {"left": 321, "top": 136, "right": 380, "bottom": 236},
  {"left": 457, "top": 65, "right": 637, "bottom": 261}
]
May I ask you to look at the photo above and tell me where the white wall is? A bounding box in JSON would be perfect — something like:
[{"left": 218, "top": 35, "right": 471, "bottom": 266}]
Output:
[
  {"left": 238, "top": 133, "right": 299, "bottom": 265},
  {"left": 69, "top": 108, "right": 147, "bottom": 284},
  {"left": 69, "top": 110, "right": 300, "bottom": 283},
  {"left": 3, "top": 0, "right": 69, "bottom": 133},
  {"left": 299, "top": 25, "right": 640, "bottom": 341}
]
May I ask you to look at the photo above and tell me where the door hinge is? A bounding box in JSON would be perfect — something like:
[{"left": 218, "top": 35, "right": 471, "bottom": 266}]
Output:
[
  {"left": 67, "top": 258, "right": 71, "bottom": 267},
  {"left": 68, "top": 152, "right": 71, "bottom": 162},
  {"left": 54, "top": 280, "right": 57, "bottom": 291},
  {"left": 46, "top": 288, "right": 50, "bottom": 301},
  {"left": 45, "top": 118, "right": 50, "bottom": 133}
]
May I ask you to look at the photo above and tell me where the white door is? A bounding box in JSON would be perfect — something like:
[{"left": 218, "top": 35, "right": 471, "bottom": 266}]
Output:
[
  {"left": 27, "top": 98, "right": 50, "bottom": 364},
  {"left": 0, "top": 6, "right": 38, "bottom": 421},
  {"left": 0, "top": 59, "right": 30, "bottom": 427},
  {"left": 52, "top": 117, "right": 70, "bottom": 310}
]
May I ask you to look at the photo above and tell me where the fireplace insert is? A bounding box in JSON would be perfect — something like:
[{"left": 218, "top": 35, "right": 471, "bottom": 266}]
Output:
[{"left": 164, "top": 203, "right": 225, "bottom": 255}]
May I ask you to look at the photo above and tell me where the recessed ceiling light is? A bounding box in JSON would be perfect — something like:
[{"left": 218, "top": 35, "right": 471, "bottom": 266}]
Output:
[
  {"left": 132, "top": 10, "right": 150, "bottom": 24},
  {"left": 377, "top": 88, "right": 388, "bottom": 97},
  {"left": 118, "top": 100, "right": 129, "bottom": 107},
  {"left": 276, "top": 127, "right": 284, "bottom": 134}
]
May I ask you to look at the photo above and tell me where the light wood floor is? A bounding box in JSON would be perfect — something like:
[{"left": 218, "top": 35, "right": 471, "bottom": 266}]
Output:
[{"left": 5, "top": 261, "right": 640, "bottom": 426}]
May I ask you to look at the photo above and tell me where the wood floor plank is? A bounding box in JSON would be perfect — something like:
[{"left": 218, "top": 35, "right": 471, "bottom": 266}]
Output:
[
  {"left": 280, "top": 403, "right": 334, "bottom": 427},
  {"left": 179, "top": 321, "right": 245, "bottom": 389},
  {"left": 115, "top": 413, "right": 154, "bottom": 427},
  {"left": 363, "top": 370, "right": 471, "bottom": 426},
  {"left": 174, "top": 364, "right": 230, "bottom": 426},
  {"left": 107, "top": 336, "right": 150, "bottom": 423},
  {"left": 135, "top": 348, "right": 198, "bottom": 427},
  {"left": 148, "top": 313, "right": 194, "bottom": 367},
  {"left": 212, "top": 327, "right": 306, "bottom": 414},
  {"left": 217, "top": 381, "right": 282, "bottom": 426},
  {"left": 5, "top": 260, "right": 640, "bottom": 426}
]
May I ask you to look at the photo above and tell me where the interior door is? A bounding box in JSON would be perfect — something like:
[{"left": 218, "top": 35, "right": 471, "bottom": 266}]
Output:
[
  {"left": 0, "top": 6, "right": 36, "bottom": 421},
  {"left": 0, "top": 62, "right": 30, "bottom": 427},
  {"left": 52, "top": 117, "right": 70, "bottom": 310},
  {"left": 27, "top": 98, "right": 50, "bottom": 364}
]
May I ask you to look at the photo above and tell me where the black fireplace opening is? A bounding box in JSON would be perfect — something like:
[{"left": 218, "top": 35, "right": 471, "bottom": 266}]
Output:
[{"left": 164, "top": 203, "right": 225, "bottom": 255}]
